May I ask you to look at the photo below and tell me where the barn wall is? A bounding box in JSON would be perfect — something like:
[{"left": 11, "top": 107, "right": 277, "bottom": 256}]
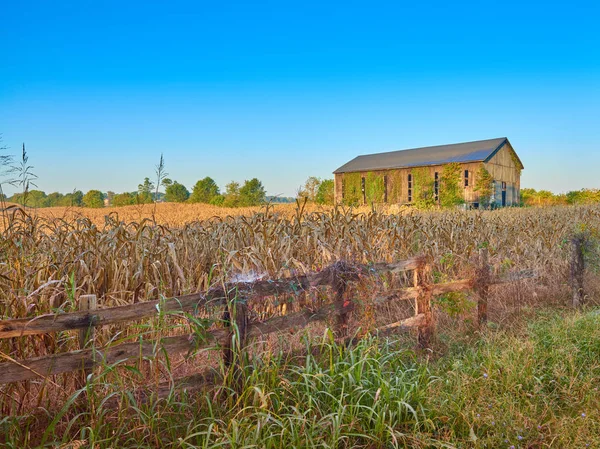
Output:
[
  {"left": 484, "top": 142, "right": 522, "bottom": 206},
  {"left": 336, "top": 162, "right": 486, "bottom": 206},
  {"left": 334, "top": 143, "right": 522, "bottom": 207}
]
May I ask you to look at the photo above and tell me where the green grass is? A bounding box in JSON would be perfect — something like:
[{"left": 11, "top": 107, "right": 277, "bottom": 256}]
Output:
[{"left": 2, "top": 310, "right": 600, "bottom": 448}]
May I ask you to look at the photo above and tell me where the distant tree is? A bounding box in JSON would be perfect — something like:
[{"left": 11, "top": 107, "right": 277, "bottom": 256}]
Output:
[
  {"left": 161, "top": 178, "right": 173, "bottom": 188},
  {"left": 137, "top": 177, "right": 154, "bottom": 204},
  {"left": 83, "top": 190, "right": 105, "bottom": 208},
  {"left": 10, "top": 189, "right": 47, "bottom": 207},
  {"left": 474, "top": 165, "right": 494, "bottom": 208},
  {"left": 315, "top": 179, "right": 334, "bottom": 205},
  {"left": 190, "top": 177, "right": 220, "bottom": 203},
  {"left": 297, "top": 176, "right": 321, "bottom": 202},
  {"left": 112, "top": 192, "right": 136, "bottom": 207},
  {"left": 46, "top": 192, "right": 63, "bottom": 207},
  {"left": 239, "top": 178, "right": 266, "bottom": 206},
  {"left": 223, "top": 181, "right": 241, "bottom": 207},
  {"left": 165, "top": 181, "right": 190, "bottom": 203},
  {"left": 60, "top": 190, "right": 84, "bottom": 207}
]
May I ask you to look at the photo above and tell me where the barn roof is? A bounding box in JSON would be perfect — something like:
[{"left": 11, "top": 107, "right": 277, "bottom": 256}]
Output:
[{"left": 333, "top": 137, "right": 523, "bottom": 174}]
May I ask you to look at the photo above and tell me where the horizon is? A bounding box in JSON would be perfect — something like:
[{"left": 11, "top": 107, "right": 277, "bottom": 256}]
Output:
[{"left": 1, "top": 0, "right": 599, "bottom": 197}]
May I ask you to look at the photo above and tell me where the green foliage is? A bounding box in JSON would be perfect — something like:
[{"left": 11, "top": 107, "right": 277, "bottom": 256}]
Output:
[
  {"left": 386, "top": 170, "right": 403, "bottom": 203},
  {"left": 83, "top": 190, "right": 105, "bottom": 208},
  {"left": 112, "top": 192, "right": 136, "bottom": 207},
  {"left": 315, "top": 179, "right": 334, "bottom": 205},
  {"left": 223, "top": 181, "right": 241, "bottom": 207},
  {"left": 342, "top": 172, "right": 362, "bottom": 206},
  {"left": 9, "top": 189, "right": 47, "bottom": 207},
  {"left": 209, "top": 194, "right": 225, "bottom": 206},
  {"left": 439, "top": 162, "right": 464, "bottom": 207},
  {"left": 365, "top": 172, "right": 385, "bottom": 204},
  {"left": 521, "top": 188, "right": 567, "bottom": 206},
  {"left": 297, "top": 176, "right": 321, "bottom": 201},
  {"left": 566, "top": 188, "right": 600, "bottom": 205},
  {"left": 189, "top": 177, "right": 220, "bottom": 204},
  {"left": 239, "top": 178, "right": 266, "bottom": 206},
  {"left": 164, "top": 181, "right": 190, "bottom": 203},
  {"left": 61, "top": 190, "right": 83, "bottom": 207},
  {"left": 137, "top": 177, "right": 154, "bottom": 204},
  {"left": 474, "top": 164, "right": 494, "bottom": 208},
  {"left": 412, "top": 168, "right": 436, "bottom": 209},
  {"left": 5, "top": 312, "right": 600, "bottom": 448}
]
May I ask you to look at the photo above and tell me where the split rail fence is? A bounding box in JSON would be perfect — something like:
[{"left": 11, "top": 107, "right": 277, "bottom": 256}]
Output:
[{"left": 0, "top": 239, "right": 588, "bottom": 388}]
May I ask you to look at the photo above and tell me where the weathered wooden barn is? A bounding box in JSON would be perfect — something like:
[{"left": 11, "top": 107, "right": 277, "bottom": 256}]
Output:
[{"left": 333, "top": 137, "right": 523, "bottom": 208}]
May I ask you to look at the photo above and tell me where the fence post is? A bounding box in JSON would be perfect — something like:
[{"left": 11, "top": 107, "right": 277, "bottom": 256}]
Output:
[
  {"left": 222, "top": 298, "right": 248, "bottom": 389},
  {"left": 476, "top": 248, "right": 490, "bottom": 326},
  {"left": 78, "top": 294, "right": 97, "bottom": 386},
  {"left": 414, "top": 261, "right": 433, "bottom": 349},
  {"left": 571, "top": 234, "right": 585, "bottom": 308}
]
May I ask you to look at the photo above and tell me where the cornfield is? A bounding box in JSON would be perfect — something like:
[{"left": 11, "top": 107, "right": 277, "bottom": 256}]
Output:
[{"left": 1, "top": 203, "right": 600, "bottom": 414}]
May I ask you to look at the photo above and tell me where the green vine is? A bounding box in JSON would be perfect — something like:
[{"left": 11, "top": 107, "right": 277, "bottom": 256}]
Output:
[
  {"left": 412, "top": 168, "right": 436, "bottom": 209},
  {"left": 509, "top": 149, "right": 523, "bottom": 176},
  {"left": 386, "top": 170, "right": 403, "bottom": 203},
  {"left": 342, "top": 172, "right": 362, "bottom": 206},
  {"left": 439, "top": 163, "right": 464, "bottom": 207},
  {"left": 366, "top": 172, "right": 385, "bottom": 204},
  {"left": 474, "top": 164, "right": 494, "bottom": 208}
]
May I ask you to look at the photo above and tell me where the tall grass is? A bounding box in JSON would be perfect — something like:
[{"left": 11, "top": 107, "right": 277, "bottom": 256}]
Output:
[{"left": 1, "top": 310, "right": 598, "bottom": 448}]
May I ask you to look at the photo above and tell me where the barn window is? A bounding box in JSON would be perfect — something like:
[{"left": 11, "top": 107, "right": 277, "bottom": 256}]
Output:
[
  {"left": 408, "top": 173, "right": 412, "bottom": 202},
  {"left": 434, "top": 172, "right": 439, "bottom": 202},
  {"left": 464, "top": 170, "right": 469, "bottom": 187},
  {"left": 502, "top": 181, "right": 506, "bottom": 191},
  {"left": 361, "top": 177, "right": 366, "bottom": 204},
  {"left": 383, "top": 175, "right": 388, "bottom": 203},
  {"left": 341, "top": 178, "right": 345, "bottom": 200}
]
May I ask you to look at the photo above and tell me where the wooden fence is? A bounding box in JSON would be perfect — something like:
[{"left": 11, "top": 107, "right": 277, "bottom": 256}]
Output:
[{"left": 2, "top": 240, "right": 587, "bottom": 388}]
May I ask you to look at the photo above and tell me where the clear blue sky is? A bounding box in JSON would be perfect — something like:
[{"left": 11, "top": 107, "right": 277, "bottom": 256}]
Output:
[{"left": 1, "top": 0, "right": 599, "bottom": 197}]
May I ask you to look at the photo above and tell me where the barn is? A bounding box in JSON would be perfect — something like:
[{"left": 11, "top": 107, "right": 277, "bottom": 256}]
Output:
[{"left": 333, "top": 137, "right": 523, "bottom": 208}]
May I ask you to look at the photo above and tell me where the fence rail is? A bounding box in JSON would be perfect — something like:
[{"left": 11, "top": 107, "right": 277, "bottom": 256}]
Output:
[{"left": 0, "top": 247, "right": 556, "bottom": 386}]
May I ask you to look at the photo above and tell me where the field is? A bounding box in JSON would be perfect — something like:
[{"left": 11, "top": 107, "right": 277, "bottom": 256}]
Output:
[{"left": 1, "top": 203, "right": 600, "bottom": 448}]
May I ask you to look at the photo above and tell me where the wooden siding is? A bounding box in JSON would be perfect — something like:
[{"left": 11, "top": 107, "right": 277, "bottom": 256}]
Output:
[
  {"left": 483, "top": 141, "right": 521, "bottom": 206},
  {"left": 334, "top": 143, "right": 522, "bottom": 207}
]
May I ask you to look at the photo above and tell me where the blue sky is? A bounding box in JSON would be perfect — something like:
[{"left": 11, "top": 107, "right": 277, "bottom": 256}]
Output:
[{"left": 1, "top": 0, "right": 599, "bottom": 197}]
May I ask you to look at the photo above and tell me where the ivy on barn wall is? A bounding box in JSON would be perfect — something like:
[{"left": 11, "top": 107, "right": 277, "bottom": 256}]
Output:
[
  {"left": 474, "top": 164, "right": 494, "bottom": 208},
  {"left": 365, "top": 172, "right": 385, "bottom": 204},
  {"left": 439, "top": 163, "right": 464, "bottom": 207},
  {"left": 342, "top": 172, "right": 362, "bottom": 206},
  {"left": 412, "top": 167, "right": 436, "bottom": 209}
]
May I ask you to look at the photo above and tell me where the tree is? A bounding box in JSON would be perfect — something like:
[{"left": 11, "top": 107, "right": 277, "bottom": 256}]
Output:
[
  {"left": 315, "top": 179, "right": 334, "bottom": 205},
  {"left": 60, "top": 190, "right": 83, "bottom": 207},
  {"left": 137, "top": 177, "right": 154, "bottom": 204},
  {"left": 83, "top": 190, "right": 105, "bottom": 208},
  {"left": 223, "top": 181, "right": 241, "bottom": 207},
  {"left": 297, "top": 176, "right": 321, "bottom": 201},
  {"left": 165, "top": 181, "right": 190, "bottom": 203},
  {"left": 474, "top": 165, "right": 494, "bottom": 208},
  {"left": 439, "top": 163, "right": 464, "bottom": 208},
  {"left": 190, "top": 177, "right": 220, "bottom": 203},
  {"left": 239, "top": 178, "right": 266, "bottom": 206},
  {"left": 112, "top": 192, "right": 136, "bottom": 207}
]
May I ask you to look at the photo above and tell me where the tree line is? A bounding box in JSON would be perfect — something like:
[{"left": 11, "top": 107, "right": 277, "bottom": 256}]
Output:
[
  {"left": 1, "top": 176, "right": 272, "bottom": 208},
  {"left": 521, "top": 188, "right": 600, "bottom": 206}
]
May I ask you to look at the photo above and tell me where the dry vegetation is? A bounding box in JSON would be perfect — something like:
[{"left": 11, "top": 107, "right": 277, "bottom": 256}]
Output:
[{"left": 1, "top": 203, "right": 600, "bottom": 447}]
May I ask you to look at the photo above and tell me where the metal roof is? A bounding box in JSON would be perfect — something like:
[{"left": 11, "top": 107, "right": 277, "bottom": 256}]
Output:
[{"left": 333, "top": 137, "right": 521, "bottom": 174}]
